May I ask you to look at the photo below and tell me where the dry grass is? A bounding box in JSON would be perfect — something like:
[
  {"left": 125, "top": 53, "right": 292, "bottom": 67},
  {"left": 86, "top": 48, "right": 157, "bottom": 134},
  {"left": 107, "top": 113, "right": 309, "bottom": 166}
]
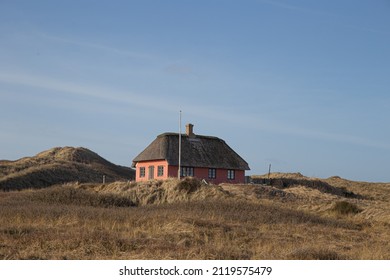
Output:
[
  {"left": 0, "top": 147, "right": 134, "bottom": 190},
  {"left": 0, "top": 176, "right": 389, "bottom": 260}
]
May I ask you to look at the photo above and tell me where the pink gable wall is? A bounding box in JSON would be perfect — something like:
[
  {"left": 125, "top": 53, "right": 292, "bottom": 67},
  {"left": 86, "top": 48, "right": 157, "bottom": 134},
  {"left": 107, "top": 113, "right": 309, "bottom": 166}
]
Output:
[{"left": 135, "top": 160, "right": 170, "bottom": 182}]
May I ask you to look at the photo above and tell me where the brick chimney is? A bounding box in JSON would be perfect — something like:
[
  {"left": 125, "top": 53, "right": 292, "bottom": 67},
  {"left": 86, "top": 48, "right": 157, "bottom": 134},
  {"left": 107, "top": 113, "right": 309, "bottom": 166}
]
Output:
[{"left": 185, "top": 123, "right": 195, "bottom": 137}]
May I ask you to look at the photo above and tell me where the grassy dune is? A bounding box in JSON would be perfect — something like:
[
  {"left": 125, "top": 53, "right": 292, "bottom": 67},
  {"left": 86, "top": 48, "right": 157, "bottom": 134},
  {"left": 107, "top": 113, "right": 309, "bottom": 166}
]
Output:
[
  {"left": 0, "top": 147, "right": 135, "bottom": 190},
  {"left": 0, "top": 176, "right": 389, "bottom": 260}
]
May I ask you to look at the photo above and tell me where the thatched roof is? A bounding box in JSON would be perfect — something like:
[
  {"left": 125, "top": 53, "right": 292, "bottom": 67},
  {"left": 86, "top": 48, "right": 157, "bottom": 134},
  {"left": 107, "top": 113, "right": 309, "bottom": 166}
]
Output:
[{"left": 132, "top": 133, "right": 250, "bottom": 170}]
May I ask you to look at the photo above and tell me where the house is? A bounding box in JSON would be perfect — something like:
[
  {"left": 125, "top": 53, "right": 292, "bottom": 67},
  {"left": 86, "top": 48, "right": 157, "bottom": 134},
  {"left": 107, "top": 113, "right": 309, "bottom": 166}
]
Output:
[{"left": 132, "top": 124, "right": 250, "bottom": 184}]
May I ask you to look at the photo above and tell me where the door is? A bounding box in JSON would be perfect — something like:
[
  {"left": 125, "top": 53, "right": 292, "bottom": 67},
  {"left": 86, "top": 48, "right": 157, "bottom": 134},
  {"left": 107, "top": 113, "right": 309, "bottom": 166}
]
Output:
[{"left": 148, "top": 166, "right": 154, "bottom": 180}]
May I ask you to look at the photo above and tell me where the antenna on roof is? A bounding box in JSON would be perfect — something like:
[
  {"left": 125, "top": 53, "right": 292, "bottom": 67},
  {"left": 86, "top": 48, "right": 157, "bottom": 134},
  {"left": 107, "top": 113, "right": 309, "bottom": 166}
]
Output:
[{"left": 178, "top": 110, "right": 182, "bottom": 179}]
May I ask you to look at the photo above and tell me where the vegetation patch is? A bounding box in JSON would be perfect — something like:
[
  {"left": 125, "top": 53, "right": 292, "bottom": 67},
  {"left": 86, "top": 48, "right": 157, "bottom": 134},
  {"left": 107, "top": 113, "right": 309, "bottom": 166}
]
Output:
[
  {"left": 1, "top": 227, "right": 34, "bottom": 236},
  {"left": 289, "top": 248, "right": 344, "bottom": 260},
  {"left": 331, "top": 201, "right": 362, "bottom": 215},
  {"left": 175, "top": 177, "right": 203, "bottom": 193},
  {"left": 0, "top": 147, "right": 135, "bottom": 191},
  {"left": 251, "top": 174, "right": 363, "bottom": 199},
  {"left": 0, "top": 173, "right": 389, "bottom": 260},
  {"left": 29, "top": 186, "right": 136, "bottom": 208}
]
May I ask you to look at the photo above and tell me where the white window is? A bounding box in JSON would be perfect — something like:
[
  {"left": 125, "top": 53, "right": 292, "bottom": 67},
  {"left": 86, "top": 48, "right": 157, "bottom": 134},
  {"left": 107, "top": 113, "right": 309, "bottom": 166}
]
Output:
[
  {"left": 157, "top": 165, "right": 164, "bottom": 176},
  {"left": 181, "top": 167, "right": 194, "bottom": 177},
  {"left": 139, "top": 167, "right": 145, "bottom": 178},
  {"left": 227, "top": 170, "right": 235, "bottom": 180},
  {"left": 208, "top": 168, "right": 216, "bottom": 179},
  {"left": 148, "top": 166, "right": 154, "bottom": 180}
]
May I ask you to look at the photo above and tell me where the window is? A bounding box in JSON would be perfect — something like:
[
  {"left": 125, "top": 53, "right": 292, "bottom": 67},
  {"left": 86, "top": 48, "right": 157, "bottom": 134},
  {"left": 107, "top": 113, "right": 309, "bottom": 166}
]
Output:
[
  {"left": 208, "top": 168, "right": 216, "bottom": 179},
  {"left": 181, "top": 167, "right": 194, "bottom": 177},
  {"left": 148, "top": 166, "right": 154, "bottom": 180},
  {"left": 227, "top": 170, "right": 235, "bottom": 180},
  {"left": 139, "top": 167, "right": 145, "bottom": 178},
  {"left": 157, "top": 165, "right": 164, "bottom": 177}
]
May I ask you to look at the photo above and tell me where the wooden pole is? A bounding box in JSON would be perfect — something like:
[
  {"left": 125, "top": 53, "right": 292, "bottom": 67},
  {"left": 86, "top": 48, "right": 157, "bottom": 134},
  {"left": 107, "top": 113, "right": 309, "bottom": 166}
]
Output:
[{"left": 268, "top": 164, "right": 271, "bottom": 180}]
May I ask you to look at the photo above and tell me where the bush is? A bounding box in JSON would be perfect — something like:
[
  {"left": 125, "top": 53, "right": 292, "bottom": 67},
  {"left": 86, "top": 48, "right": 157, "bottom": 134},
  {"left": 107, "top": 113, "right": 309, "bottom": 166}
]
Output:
[
  {"left": 332, "top": 201, "right": 362, "bottom": 215},
  {"left": 289, "top": 248, "right": 345, "bottom": 260},
  {"left": 176, "top": 177, "right": 202, "bottom": 193}
]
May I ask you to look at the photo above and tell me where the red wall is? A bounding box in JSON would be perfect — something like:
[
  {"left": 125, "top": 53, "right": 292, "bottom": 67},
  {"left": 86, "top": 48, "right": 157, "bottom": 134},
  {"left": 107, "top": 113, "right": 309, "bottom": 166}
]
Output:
[
  {"left": 192, "top": 167, "right": 245, "bottom": 184},
  {"left": 135, "top": 161, "right": 245, "bottom": 184}
]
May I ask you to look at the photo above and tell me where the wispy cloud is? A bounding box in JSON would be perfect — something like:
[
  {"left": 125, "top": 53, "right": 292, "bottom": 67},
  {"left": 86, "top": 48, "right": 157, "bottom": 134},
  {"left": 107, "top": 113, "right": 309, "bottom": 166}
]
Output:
[
  {"left": 0, "top": 71, "right": 249, "bottom": 124},
  {"left": 1, "top": 71, "right": 389, "bottom": 151},
  {"left": 37, "top": 31, "right": 155, "bottom": 60},
  {"left": 249, "top": 118, "right": 390, "bottom": 151},
  {"left": 0, "top": 71, "right": 172, "bottom": 111}
]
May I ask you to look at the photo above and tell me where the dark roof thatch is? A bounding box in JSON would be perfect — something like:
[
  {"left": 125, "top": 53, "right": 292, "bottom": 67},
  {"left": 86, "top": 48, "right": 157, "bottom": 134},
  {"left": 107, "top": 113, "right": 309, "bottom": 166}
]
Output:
[{"left": 132, "top": 133, "right": 250, "bottom": 170}]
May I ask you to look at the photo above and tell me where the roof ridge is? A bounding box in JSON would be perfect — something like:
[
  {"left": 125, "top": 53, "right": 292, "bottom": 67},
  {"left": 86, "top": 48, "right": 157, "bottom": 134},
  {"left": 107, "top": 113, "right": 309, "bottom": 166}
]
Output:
[{"left": 157, "top": 132, "right": 221, "bottom": 140}]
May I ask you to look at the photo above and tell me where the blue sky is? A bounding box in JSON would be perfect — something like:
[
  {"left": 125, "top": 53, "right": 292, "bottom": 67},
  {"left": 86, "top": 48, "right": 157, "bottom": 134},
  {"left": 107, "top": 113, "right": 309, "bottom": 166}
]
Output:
[{"left": 1, "top": 0, "right": 389, "bottom": 182}]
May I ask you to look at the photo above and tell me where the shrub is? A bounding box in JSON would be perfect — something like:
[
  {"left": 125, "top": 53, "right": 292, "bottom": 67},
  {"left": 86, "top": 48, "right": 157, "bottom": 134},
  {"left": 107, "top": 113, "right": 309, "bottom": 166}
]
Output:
[
  {"left": 289, "top": 248, "right": 345, "bottom": 260},
  {"left": 332, "top": 201, "right": 362, "bottom": 215},
  {"left": 176, "top": 177, "right": 202, "bottom": 193}
]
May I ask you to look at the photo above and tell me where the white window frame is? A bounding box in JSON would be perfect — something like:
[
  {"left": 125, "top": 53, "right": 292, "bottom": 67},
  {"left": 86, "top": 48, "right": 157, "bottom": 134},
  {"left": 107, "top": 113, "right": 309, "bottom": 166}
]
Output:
[
  {"left": 157, "top": 165, "right": 164, "bottom": 177},
  {"left": 227, "top": 169, "right": 235, "bottom": 180},
  {"left": 181, "top": 166, "right": 194, "bottom": 177},
  {"left": 208, "top": 168, "right": 216, "bottom": 179},
  {"left": 139, "top": 167, "right": 145, "bottom": 178}
]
